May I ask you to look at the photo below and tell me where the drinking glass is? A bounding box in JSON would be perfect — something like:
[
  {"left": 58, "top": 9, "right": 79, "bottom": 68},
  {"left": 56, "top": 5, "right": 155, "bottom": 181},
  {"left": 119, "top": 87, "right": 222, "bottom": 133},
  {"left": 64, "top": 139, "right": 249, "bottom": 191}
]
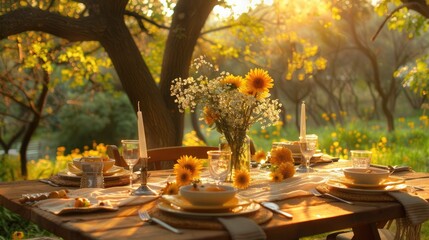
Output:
[
  {"left": 121, "top": 140, "right": 140, "bottom": 189},
  {"left": 207, "top": 150, "right": 231, "bottom": 184},
  {"left": 297, "top": 134, "right": 318, "bottom": 173}
]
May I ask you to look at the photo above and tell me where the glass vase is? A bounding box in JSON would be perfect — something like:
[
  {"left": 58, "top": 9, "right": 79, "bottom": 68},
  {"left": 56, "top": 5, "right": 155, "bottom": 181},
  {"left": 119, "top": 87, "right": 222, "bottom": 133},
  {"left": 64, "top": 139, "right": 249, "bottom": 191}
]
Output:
[{"left": 219, "top": 134, "right": 251, "bottom": 181}]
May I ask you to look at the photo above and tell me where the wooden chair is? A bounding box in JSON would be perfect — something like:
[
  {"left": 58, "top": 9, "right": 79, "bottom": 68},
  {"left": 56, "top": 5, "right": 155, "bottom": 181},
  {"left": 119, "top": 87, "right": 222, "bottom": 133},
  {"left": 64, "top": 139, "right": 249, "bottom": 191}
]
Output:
[{"left": 107, "top": 145, "right": 218, "bottom": 170}]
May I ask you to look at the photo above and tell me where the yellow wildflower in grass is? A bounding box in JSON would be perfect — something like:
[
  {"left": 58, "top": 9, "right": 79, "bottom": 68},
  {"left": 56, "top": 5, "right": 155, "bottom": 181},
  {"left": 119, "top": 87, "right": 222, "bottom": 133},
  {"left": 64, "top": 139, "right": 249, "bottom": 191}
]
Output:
[
  {"left": 12, "top": 231, "right": 24, "bottom": 240},
  {"left": 278, "top": 162, "right": 295, "bottom": 179},
  {"left": 408, "top": 121, "right": 415, "bottom": 129},
  {"left": 233, "top": 169, "right": 251, "bottom": 189},
  {"left": 242, "top": 68, "right": 273, "bottom": 99},
  {"left": 162, "top": 182, "right": 180, "bottom": 195},
  {"left": 270, "top": 170, "right": 284, "bottom": 182},
  {"left": 174, "top": 155, "right": 202, "bottom": 179},
  {"left": 175, "top": 167, "right": 193, "bottom": 186},
  {"left": 253, "top": 150, "right": 266, "bottom": 163},
  {"left": 270, "top": 147, "right": 293, "bottom": 166}
]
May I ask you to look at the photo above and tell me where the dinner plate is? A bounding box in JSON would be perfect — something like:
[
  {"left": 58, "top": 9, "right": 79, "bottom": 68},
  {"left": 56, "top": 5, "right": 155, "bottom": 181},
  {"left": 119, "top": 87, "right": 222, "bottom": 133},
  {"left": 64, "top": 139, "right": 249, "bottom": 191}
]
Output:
[
  {"left": 157, "top": 201, "right": 260, "bottom": 217},
  {"left": 68, "top": 165, "right": 124, "bottom": 176},
  {"left": 330, "top": 176, "right": 405, "bottom": 189},
  {"left": 162, "top": 195, "right": 251, "bottom": 211},
  {"left": 58, "top": 167, "right": 131, "bottom": 180},
  {"left": 325, "top": 179, "right": 407, "bottom": 194}
]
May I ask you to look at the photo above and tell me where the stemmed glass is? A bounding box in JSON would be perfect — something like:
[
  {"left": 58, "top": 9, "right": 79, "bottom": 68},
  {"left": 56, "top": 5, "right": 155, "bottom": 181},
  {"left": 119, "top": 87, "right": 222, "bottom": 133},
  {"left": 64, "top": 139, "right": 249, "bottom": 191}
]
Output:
[
  {"left": 121, "top": 140, "right": 140, "bottom": 190},
  {"left": 297, "top": 134, "right": 318, "bottom": 173},
  {"left": 207, "top": 150, "right": 231, "bottom": 184}
]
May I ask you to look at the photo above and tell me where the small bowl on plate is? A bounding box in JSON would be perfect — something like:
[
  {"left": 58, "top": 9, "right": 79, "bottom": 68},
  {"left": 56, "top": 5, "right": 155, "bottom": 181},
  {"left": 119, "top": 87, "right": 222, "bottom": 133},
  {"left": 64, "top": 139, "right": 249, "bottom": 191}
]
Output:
[
  {"left": 343, "top": 167, "right": 390, "bottom": 185},
  {"left": 179, "top": 184, "right": 236, "bottom": 206},
  {"left": 73, "top": 157, "right": 115, "bottom": 173}
]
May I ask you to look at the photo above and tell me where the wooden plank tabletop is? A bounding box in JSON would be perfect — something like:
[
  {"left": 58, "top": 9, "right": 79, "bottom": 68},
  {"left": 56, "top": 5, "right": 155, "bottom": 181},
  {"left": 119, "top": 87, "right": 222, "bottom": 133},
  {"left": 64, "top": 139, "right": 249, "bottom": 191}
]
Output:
[{"left": 1, "top": 168, "right": 428, "bottom": 240}]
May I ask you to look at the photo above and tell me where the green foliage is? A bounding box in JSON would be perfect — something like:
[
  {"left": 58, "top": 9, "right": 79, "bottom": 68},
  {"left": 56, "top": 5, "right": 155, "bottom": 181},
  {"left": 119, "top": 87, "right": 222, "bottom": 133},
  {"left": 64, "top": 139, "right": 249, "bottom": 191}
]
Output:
[
  {"left": 0, "top": 206, "right": 57, "bottom": 239},
  {"left": 395, "top": 55, "right": 429, "bottom": 96},
  {"left": 55, "top": 92, "right": 136, "bottom": 150}
]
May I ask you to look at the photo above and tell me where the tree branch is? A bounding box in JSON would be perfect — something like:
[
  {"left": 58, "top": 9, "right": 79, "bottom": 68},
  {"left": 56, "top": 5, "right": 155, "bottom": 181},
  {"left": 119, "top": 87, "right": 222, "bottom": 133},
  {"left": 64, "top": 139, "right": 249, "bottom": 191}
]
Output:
[
  {"left": 124, "top": 10, "right": 170, "bottom": 31},
  {"left": 0, "top": 7, "right": 104, "bottom": 42},
  {"left": 372, "top": 2, "right": 428, "bottom": 41}
]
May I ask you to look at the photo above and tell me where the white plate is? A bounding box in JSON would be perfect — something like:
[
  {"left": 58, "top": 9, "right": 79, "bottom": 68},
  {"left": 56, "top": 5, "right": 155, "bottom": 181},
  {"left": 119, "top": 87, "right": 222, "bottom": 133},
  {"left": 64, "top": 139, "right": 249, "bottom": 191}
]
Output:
[
  {"left": 329, "top": 176, "right": 405, "bottom": 189},
  {"left": 157, "top": 201, "right": 260, "bottom": 218},
  {"left": 162, "top": 195, "right": 251, "bottom": 211},
  {"left": 325, "top": 179, "right": 407, "bottom": 194}
]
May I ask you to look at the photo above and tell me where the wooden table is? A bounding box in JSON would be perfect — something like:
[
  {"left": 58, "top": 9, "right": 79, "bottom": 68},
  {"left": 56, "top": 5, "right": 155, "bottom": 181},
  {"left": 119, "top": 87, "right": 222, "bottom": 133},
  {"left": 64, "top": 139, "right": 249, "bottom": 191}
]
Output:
[{"left": 1, "top": 167, "right": 428, "bottom": 240}]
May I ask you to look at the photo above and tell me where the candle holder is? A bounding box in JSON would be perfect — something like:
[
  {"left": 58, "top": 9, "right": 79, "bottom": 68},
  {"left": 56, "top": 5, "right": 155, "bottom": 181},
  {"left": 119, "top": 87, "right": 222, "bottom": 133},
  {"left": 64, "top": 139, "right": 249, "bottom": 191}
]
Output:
[{"left": 134, "top": 157, "right": 157, "bottom": 196}]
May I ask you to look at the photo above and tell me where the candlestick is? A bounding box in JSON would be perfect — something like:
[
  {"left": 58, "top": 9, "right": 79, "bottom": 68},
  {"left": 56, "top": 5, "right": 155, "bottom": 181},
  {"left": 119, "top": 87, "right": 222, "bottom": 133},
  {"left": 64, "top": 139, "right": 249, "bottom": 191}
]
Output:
[
  {"left": 137, "top": 101, "right": 148, "bottom": 158},
  {"left": 300, "top": 101, "right": 306, "bottom": 142}
]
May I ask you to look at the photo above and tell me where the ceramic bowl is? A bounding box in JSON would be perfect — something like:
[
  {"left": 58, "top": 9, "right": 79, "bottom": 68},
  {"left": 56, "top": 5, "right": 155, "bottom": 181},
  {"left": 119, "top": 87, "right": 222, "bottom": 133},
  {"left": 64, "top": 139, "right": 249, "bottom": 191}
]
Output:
[
  {"left": 179, "top": 184, "right": 237, "bottom": 206},
  {"left": 343, "top": 167, "right": 390, "bottom": 185},
  {"left": 73, "top": 157, "right": 115, "bottom": 173}
]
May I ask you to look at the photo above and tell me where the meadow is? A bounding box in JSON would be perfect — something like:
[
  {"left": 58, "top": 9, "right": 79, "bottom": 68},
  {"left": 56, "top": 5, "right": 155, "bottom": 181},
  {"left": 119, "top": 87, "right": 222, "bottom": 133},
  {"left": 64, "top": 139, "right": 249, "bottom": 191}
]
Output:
[{"left": 0, "top": 115, "right": 428, "bottom": 239}]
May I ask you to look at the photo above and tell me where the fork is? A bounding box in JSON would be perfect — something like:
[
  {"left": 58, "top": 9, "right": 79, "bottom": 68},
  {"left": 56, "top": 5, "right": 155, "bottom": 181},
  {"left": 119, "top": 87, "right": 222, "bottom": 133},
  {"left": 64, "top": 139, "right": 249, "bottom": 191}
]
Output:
[
  {"left": 138, "top": 209, "right": 182, "bottom": 234},
  {"left": 310, "top": 188, "right": 353, "bottom": 205}
]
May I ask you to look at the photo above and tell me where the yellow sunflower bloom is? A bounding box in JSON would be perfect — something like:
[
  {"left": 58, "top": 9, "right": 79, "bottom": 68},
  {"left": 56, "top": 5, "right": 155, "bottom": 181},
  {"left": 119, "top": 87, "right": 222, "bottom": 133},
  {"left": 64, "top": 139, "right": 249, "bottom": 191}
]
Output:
[
  {"left": 233, "top": 169, "right": 250, "bottom": 189},
  {"left": 174, "top": 155, "right": 202, "bottom": 178},
  {"left": 243, "top": 68, "right": 274, "bottom": 99},
  {"left": 162, "top": 182, "right": 179, "bottom": 195},
  {"left": 270, "top": 147, "right": 294, "bottom": 166},
  {"left": 253, "top": 150, "right": 266, "bottom": 163},
  {"left": 175, "top": 167, "right": 193, "bottom": 186},
  {"left": 278, "top": 162, "right": 295, "bottom": 179},
  {"left": 270, "top": 170, "right": 284, "bottom": 182},
  {"left": 221, "top": 75, "right": 244, "bottom": 89}
]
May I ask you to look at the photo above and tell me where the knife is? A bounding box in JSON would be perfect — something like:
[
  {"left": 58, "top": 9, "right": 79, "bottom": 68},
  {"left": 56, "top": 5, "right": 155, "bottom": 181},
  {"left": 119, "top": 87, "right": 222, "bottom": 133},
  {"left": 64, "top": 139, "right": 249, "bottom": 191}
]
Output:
[{"left": 39, "top": 179, "right": 60, "bottom": 187}]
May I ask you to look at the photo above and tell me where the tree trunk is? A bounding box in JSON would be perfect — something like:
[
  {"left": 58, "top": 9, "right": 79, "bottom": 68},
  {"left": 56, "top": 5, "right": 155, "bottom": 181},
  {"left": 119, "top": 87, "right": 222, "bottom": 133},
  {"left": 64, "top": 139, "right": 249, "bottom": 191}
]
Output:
[
  {"left": 96, "top": 0, "right": 176, "bottom": 148},
  {"left": 19, "top": 67, "right": 50, "bottom": 178},
  {"left": 160, "top": 0, "right": 218, "bottom": 145}
]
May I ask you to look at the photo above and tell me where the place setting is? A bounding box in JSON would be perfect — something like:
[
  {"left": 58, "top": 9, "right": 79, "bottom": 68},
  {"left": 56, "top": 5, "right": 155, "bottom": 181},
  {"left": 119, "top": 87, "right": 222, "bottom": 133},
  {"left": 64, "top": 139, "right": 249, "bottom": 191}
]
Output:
[{"left": 49, "top": 156, "right": 136, "bottom": 188}]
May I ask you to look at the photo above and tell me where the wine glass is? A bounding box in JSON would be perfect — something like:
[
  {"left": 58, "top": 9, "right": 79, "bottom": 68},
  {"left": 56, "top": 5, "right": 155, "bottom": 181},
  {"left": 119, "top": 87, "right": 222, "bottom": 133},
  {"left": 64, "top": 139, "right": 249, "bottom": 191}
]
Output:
[
  {"left": 297, "top": 134, "right": 318, "bottom": 173},
  {"left": 121, "top": 140, "right": 140, "bottom": 190},
  {"left": 207, "top": 150, "right": 231, "bottom": 184}
]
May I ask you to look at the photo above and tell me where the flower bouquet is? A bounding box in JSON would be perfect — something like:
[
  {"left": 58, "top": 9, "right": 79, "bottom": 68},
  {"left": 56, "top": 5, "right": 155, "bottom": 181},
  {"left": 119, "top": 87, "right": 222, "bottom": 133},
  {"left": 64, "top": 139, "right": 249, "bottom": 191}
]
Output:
[{"left": 171, "top": 56, "right": 282, "bottom": 185}]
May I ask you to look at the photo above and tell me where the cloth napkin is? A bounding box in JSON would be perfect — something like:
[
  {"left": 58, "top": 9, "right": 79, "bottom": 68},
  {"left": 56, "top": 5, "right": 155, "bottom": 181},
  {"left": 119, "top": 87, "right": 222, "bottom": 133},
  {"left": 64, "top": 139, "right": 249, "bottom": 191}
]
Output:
[
  {"left": 35, "top": 186, "right": 159, "bottom": 214},
  {"left": 387, "top": 191, "right": 429, "bottom": 225},
  {"left": 238, "top": 174, "right": 327, "bottom": 202},
  {"left": 218, "top": 217, "right": 266, "bottom": 240}
]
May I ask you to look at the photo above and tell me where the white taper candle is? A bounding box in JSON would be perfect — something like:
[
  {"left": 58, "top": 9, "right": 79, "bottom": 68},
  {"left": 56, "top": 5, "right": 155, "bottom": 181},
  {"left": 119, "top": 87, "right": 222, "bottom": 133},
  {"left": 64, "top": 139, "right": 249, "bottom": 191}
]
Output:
[
  {"left": 137, "top": 101, "right": 148, "bottom": 158},
  {"left": 300, "top": 101, "right": 306, "bottom": 142}
]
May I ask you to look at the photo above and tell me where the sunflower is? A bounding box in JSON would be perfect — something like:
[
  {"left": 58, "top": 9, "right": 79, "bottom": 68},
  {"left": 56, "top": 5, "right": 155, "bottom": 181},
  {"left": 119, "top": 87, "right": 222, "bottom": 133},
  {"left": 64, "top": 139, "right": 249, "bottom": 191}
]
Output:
[
  {"left": 278, "top": 162, "right": 295, "bottom": 179},
  {"left": 175, "top": 167, "right": 193, "bottom": 186},
  {"left": 203, "top": 106, "right": 218, "bottom": 126},
  {"left": 233, "top": 169, "right": 251, "bottom": 189},
  {"left": 12, "top": 231, "right": 24, "bottom": 240},
  {"left": 270, "top": 147, "right": 294, "bottom": 166},
  {"left": 243, "top": 68, "right": 273, "bottom": 99},
  {"left": 270, "top": 170, "right": 284, "bottom": 182},
  {"left": 220, "top": 75, "right": 244, "bottom": 89},
  {"left": 174, "top": 155, "right": 202, "bottom": 178},
  {"left": 253, "top": 150, "right": 266, "bottom": 163},
  {"left": 162, "top": 182, "right": 179, "bottom": 195}
]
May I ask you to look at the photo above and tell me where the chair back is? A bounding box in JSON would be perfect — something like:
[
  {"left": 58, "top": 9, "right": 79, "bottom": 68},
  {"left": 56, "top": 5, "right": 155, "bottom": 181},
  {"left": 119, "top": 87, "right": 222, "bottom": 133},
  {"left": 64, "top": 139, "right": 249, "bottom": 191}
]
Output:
[
  {"left": 148, "top": 146, "right": 218, "bottom": 170},
  {"left": 106, "top": 145, "right": 218, "bottom": 170}
]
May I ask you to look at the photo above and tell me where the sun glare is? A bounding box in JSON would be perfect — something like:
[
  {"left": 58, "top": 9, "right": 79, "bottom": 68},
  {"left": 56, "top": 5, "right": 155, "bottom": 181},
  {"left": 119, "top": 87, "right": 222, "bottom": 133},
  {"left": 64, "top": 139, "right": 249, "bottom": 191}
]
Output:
[{"left": 213, "top": 0, "right": 273, "bottom": 19}]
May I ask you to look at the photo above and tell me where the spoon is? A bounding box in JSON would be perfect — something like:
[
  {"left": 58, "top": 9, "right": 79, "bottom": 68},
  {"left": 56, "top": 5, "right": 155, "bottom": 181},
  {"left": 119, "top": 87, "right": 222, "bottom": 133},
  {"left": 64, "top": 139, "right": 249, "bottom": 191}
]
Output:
[{"left": 260, "top": 202, "right": 293, "bottom": 218}]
